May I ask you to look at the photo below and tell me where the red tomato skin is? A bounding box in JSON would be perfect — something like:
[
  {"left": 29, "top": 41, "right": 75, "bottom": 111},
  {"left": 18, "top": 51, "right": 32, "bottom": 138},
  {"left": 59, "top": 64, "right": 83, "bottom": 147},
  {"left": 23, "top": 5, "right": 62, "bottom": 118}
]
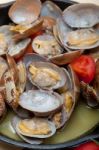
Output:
[
  {"left": 70, "top": 55, "right": 96, "bottom": 83},
  {"left": 73, "top": 142, "right": 99, "bottom": 150}
]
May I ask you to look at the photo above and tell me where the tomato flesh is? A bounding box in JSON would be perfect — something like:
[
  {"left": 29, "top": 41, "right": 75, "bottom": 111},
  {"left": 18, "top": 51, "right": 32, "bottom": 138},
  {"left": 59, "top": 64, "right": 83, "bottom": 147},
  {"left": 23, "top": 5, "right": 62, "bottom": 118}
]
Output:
[
  {"left": 70, "top": 55, "right": 96, "bottom": 83},
  {"left": 73, "top": 142, "right": 99, "bottom": 150}
]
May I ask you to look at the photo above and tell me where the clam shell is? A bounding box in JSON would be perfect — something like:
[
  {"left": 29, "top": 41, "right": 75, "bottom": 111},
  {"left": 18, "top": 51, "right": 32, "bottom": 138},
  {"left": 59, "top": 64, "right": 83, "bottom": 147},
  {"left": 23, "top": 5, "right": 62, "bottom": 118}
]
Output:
[
  {"left": 41, "top": 1, "right": 62, "bottom": 20},
  {"left": 57, "top": 18, "right": 99, "bottom": 50},
  {"left": 28, "top": 61, "right": 66, "bottom": 90},
  {"left": 49, "top": 50, "right": 82, "bottom": 65},
  {"left": 81, "top": 81, "right": 99, "bottom": 108},
  {"left": 0, "top": 93, "right": 6, "bottom": 122},
  {"left": 63, "top": 3, "right": 99, "bottom": 28},
  {"left": 12, "top": 19, "right": 43, "bottom": 42},
  {"left": 12, "top": 116, "right": 43, "bottom": 144},
  {"left": 19, "top": 90, "right": 63, "bottom": 116},
  {"left": 6, "top": 54, "right": 18, "bottom": 83},
  {"left": 32, "top": 34, "right": 62, "bottom": 58},
  {"left": 0, "top": 57, "right": 8, "bottom": 85},
  {"left": 4, "top": 70, "right": 19, "bottom": 109},
  {"left": 9, "top": 0, "right": 42, "bottom": 24},
  {"left": 16, "top": 61, "right": 26, "bottom": 94},
  {"left": 8, "top": 38, "right": 31, "bottom": 59},
  {"left": 23, "top": 53, "right": 47, "bottom": 67},
  {"left": 81, "top": 59, "right": 99, "bottom": 108},
  {"left": 15, "top": 117, "right": 56, "bottom": 138}
]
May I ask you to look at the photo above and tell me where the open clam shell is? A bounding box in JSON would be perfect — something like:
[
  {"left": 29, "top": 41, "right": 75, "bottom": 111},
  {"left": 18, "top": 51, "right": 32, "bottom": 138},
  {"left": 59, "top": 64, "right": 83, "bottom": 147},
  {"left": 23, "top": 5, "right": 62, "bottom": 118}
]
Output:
[
  {"left": 19, "top": 90, "right": 63, "bottom": 117},
  {"left": 63, "top": 4, "right": 99, "bottom": 28},
  {"left": 57, "top": 18, "right": 99, "bottom": 50},
  {"left": 41, "top": 1, "right": 62, "bottom": 20},
  {"left": 14, "top": 116, "right": 56, "bottom": 139},
  {"left": 27, "top": 61, "right": 66, "bottom": 90},
  {"left": 32, "top": 34, "right": 63, "bottom": 58},
  {"left": 11, "top": 18, "right": 43, "bottom": 42},
  {"left": 9, "top": 0, "right": 42, "bottom": 24},
  {"left": 12, "top": 116, "right": 43, "bottom": 144}
]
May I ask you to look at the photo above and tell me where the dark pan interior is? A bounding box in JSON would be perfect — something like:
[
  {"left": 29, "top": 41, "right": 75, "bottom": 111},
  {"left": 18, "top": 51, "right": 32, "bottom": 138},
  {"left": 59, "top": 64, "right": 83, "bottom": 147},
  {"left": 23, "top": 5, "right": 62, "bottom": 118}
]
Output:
[{"left": 0, "top": 0, "right": 99, "bottom": 150}]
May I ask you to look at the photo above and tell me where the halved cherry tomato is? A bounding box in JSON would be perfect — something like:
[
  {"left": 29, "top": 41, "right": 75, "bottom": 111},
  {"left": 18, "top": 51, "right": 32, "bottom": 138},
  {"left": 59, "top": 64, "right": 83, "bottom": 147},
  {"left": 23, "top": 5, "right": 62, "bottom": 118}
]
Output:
[
  {"left": 73, "top": 142, "right": 99, "bottom": 150},
  {"left": 70, "top": 55, "right": 96, "bottom": 83}
]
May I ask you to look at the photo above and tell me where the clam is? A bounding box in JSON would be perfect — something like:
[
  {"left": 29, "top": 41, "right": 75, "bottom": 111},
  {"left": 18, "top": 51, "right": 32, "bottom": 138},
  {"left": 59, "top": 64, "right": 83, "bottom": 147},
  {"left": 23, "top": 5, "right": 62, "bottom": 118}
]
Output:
[
  {"left": 16, "top": 61, "right": 26, "bottom": 94},
  {"left": 11, "top": 18, "right": 43, "bottom": 42},
  {"left": 50, "top": 50, "right": 82, "bottom": 65},
  {"left": 9, "top": 0, "right": 42, "bottom": 24},
  {"left": 8, "top": 38, "right": 31, "bottom": 59},
  {"left": 81, "top": 59, "right": 99, "bottom": 108},
  {"left": 52, "top": 66, "right": 80, "bottom": 129},
  {"left": 56, "top": 17, "right": 99, "bottom": 50},
  {"left": 56, "top": 4, "right": 99, "bottom": 50},
  {"left": 14, "top": 107, "right": 32, "bottom": 119},
  {"left": 32, "top": 34, "right": 62, "bottom": 58},
  {"left": 23, "top": 53, "right": 47, "bottom": 67},
  {"left": 41, "top": 1, "right": 62, "bottom": 20},
  {"left": 0, "top": 57, "right": 8, "bottom": 85},
  {"left": 12, "top": 116, "right": 43, "bottom": 144},
  {"left": 19, "top": 90, "right": 63, "bottom": 116},
  {"left": 63, "top": 4, "right": 99, "bottom": 28},
  {"left": 27, "top": 61, "right": 66, "bottom": 90},
  {"left": 6, "top": 54, "right": 18, "bottom": 83},
  {"left": 0, "top": 93, "right": 6, "bottom": 122},
  {"left": 12, "top": 116, "right": 56, "bottom": 139},
  {"left": 4, "top": 70, "right": 19, "bottom": 109}
]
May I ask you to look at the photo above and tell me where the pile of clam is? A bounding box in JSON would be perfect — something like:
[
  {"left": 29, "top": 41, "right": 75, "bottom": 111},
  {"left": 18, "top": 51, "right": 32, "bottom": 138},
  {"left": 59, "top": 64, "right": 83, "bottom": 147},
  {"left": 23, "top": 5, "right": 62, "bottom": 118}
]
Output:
[{"left": 0, "top": 0, "right": 99, "bottom": 144}]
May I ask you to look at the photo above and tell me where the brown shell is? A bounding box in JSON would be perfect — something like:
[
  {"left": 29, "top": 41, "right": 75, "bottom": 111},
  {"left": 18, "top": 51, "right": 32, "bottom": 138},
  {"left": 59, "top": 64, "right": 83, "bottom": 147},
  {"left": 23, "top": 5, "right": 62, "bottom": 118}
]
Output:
[
  {"left": 9, "top": 0, "right": 42, "bottom": 24},
  {"left": 49, "top": 50, "right": 82, "bottom": 65},
  {"left": 81, "top": 59, "right": 99, "bottom": 108},
  {"left": 0, "top": 93, "right": 6, "bottom": 122},
  {"left": 63, "top": 3, "right": 99, "bottom": 28},
  {"left": 12, "top": 19, "right": 43, "bottom": 42},
  {"left": 6, "top": 54, "right": 19, "bottom": 83},
  {"left": 4, "top": 70, "right": 19, "bottom": 109}
]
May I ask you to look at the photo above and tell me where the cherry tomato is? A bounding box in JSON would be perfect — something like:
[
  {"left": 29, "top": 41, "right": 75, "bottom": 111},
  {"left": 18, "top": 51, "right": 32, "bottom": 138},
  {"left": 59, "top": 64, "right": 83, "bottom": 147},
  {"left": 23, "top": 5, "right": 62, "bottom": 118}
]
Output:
[
  {"left": 73, "top": 142, "right": 99, "bottom": 150},
  {"left": 70, "top": 55, "right": 96, "bottom": 83}
]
